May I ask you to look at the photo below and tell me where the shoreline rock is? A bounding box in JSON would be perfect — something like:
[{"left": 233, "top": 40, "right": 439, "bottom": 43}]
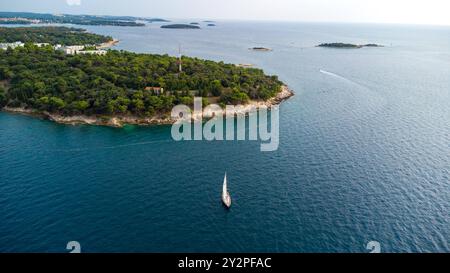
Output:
[{"left": 2, "top": 86, "right": 294, "bottom": 128}]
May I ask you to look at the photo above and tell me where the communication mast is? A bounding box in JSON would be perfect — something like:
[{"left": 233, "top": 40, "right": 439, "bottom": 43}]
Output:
[{"left": 177, "top": 44, "right": 182, "bottom": 73}]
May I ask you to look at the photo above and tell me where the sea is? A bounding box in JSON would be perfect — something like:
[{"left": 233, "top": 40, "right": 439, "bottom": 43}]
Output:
[{"left": 0, "top": 21, "right": 449, "bottom": 252}]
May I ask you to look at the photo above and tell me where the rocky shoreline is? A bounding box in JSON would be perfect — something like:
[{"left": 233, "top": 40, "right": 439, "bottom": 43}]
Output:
[{"left": 2, "top": 86, "right": 294, "bottom": 128}]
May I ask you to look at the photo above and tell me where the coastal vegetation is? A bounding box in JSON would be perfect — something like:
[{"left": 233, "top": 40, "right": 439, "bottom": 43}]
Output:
[
  {"left": 0, "top": 45, "right": 283, "bottom": 117},
  {"left": 0, "top": 27, "right": 113, "bottom": 46},
  {"left": 317, "top": 43, "right": 383, "bottom": 48},
  {"left": 0, "top": 86, "right": 6, "bottom": 107}
]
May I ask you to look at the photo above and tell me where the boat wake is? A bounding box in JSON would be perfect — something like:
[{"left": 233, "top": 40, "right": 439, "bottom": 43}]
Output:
[
  {"left": 47, "top": 139, "right": 173, "bottom": 152},
  {"left": 319, "top": 69, "right": 372, "bottom": 90},
  {"left": 319, "top": 69, "right": 352, "bottom": 82}
]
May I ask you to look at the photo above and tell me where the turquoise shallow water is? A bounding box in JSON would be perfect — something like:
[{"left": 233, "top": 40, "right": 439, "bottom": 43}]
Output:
[{"left": 0, "top": 22, "right": 449, "bottom": 252}]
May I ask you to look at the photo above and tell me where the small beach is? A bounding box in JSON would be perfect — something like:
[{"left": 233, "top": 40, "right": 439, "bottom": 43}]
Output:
[{"left": 97, "top": 38, "right": 119, "bottom": 49}]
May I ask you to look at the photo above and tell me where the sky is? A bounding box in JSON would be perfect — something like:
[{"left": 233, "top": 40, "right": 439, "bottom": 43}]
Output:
[{"left": 1, "top": 0, "right": 450, "bottom": 26}]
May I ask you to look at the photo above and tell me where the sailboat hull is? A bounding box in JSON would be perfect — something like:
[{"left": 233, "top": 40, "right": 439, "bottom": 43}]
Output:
[{"left": 222, "top": 194, "right": 232, "bottom": 208}]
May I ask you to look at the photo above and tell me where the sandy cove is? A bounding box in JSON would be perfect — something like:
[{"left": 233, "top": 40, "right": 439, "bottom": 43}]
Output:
[
  {"left": 97, "top": 39, "right": 119, "bottom": 49},
  {"left": 2, "top": 86, "right": 294, "bottom": 127}
]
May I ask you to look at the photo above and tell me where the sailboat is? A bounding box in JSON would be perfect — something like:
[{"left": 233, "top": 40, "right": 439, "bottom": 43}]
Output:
[{"left": 222, "top": 173, "right": 232, "bottom": 208}]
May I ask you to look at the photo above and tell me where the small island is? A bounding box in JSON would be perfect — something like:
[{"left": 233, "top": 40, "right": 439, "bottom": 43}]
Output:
[
  {"left": 250, "top": 47, "right": 272, "bottom": 52},
  {"left": 317, "top": 43, "right": 384, "bottom": 49},
  {"left": 207, "top": 24, "right": 216, "bottom": 27},
  {"left": 161, "top": 24, "right": 200, "bottom": 29},
  {"left": 364, "top": 44, "right": 384, "bottom": 47}
]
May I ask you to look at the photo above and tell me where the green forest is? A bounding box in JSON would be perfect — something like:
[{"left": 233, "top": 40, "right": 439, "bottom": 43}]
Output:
[
  {"left": 0, "top": 27, "right": 113, "bottom": 46},
  {"left": 0, "top": 44, "right": 282, "bottom": 117}
]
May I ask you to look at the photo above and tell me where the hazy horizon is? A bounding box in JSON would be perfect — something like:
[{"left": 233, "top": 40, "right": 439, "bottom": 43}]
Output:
[{"left": 1, "top": 0, "right": 450, "bottom": 26}]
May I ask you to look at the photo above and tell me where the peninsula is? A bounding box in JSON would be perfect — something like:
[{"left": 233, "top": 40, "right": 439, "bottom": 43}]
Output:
[
  {"left": 0, "top": 26, "right": 112, "bottom": 45},
  {"left": 0, "top": 27, "right": 293, "bottom": 127}
]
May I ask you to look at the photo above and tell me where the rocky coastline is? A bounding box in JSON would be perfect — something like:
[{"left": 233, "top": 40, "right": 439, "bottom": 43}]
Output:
[{"left": 2, "top": 86, "right": 294, "bottom": 128}]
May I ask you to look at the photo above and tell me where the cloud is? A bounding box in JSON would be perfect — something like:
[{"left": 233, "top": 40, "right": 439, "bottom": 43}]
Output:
[{"left": 66, "top": 0, "right": 81, "bottom": 6}]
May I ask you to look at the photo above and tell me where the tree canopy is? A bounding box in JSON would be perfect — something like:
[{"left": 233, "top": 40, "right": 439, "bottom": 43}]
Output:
[
  {"left": 0, "top": 27, "right": 112, "bottom": 46},
  {"left": 0, "top": 45, "right": 282, "bottom": 117}
]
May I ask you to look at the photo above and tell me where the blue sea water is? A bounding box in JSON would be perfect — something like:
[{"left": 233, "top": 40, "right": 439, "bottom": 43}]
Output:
[{"left": 0, "top": 21, "right": 449, "bottom": 253}]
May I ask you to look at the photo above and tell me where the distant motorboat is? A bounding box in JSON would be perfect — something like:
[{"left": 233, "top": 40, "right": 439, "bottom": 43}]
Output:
[{"left": 222, "top": 173, "right": 232, "bottom": 208}]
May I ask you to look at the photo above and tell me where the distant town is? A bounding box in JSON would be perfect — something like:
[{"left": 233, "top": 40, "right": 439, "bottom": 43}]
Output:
[
  {"left": 0, "top": 11, "right": 148, "bottom": 26},
  {"left": 0, "top": 11, "right": 218, "bottom": 29}
]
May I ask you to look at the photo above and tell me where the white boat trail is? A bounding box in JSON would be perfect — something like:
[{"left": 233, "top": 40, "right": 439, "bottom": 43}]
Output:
[
  {"left": 47, "top": 139, "right": 174, "bottom": 152},
  {"left": 319, "top": 69, "right": 356, "bottom": 83}
]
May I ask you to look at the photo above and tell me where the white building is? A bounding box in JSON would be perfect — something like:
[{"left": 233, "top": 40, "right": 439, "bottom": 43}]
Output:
[
  {"left": 59, "top": 45, "right": 85, "bottom": 55},
  {"left": 0, "top": 41, "right": 25, "bottom": 50},
  {"left": 77, "top": 50, "right": 107, "bottom": 56}
]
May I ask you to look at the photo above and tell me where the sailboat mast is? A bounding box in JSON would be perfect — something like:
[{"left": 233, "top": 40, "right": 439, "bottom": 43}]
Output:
[
  {"left": 178, "top": 44, "right": 182, "bottom": 73},
  {"left": 223, "top": 173, "right": 227, "bottom": 192}
]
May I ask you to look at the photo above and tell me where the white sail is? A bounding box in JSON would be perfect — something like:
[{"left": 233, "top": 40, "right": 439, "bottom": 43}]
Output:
[
  {"left": 223, "top": 173, "right": 227, "bottom": 195},
  {"left": 222, "top": 173, "right": 231, "bottom": 208}
]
